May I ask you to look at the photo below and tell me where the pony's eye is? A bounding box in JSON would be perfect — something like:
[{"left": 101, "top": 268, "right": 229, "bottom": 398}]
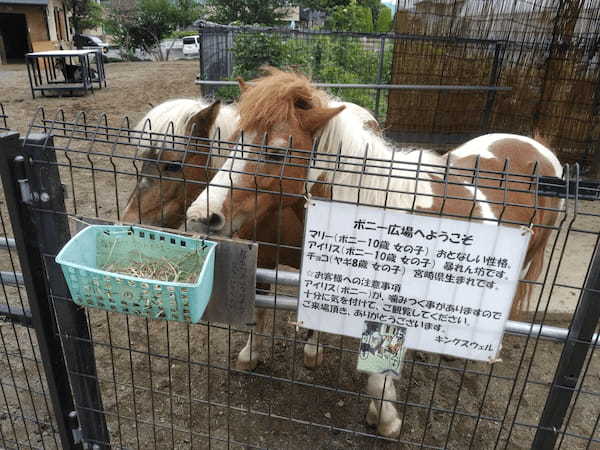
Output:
[
  {"left": 295, "top": 98, "right": 311, "bottom": 110},
  {"left": 163, "top": 162, "right": 182, "bottom": 172},
  {"left": 266, "top": 151, "right": 285, "bottom": 162}
]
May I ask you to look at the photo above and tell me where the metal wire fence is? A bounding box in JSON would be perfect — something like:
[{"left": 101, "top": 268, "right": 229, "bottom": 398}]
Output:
[
  {"left": 197, "top": 21, "right": 509, "bottom": 134},
  {"left": 0, "top": 105, "right": 599, "bottom": 448},
  {"left": 0, "top": 104, "right": 8, "bottom": 131},
  {"left": 198, "top": 0, "right": 600, "bottom": 170},
  {"left": 0, "top": 106, "right": 60, "bottom": 449}
]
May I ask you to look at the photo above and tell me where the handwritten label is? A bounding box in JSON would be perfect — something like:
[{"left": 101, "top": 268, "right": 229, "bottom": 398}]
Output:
[{"left": 298, "top": 200, "right": 530, "bottom": 361}]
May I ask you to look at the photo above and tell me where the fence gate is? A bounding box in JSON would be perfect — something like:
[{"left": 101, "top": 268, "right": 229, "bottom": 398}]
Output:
[{"left": 1, "top": 111, "right": 600, "bottom": 449}]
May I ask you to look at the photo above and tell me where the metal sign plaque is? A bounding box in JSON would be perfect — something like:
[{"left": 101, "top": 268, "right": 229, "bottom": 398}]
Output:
[{"left": 200, "top": 236, "right": 257, "bottom": 326}]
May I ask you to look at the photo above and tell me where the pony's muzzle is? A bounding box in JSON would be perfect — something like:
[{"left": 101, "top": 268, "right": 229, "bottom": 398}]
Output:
[{"left": 186, "top": 212, "right": 226, "bottom": 234}]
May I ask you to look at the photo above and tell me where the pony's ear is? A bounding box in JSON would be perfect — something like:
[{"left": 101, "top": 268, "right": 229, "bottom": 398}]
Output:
[
  {"left": 188, "top": 101, "right": 221, "bottom": 137},
  {"left": 237, "top": 77, "right": 249, "bottom": 93},
  {"left": 299, "top": 105, "right": 345, "bottom": 133}
]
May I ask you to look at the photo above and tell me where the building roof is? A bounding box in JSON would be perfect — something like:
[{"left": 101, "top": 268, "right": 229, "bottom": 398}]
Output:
[{"left": 1, "top": 0, "right": 48, "bottom": 5}]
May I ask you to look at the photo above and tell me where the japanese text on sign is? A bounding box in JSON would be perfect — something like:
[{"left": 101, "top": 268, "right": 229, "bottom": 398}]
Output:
[{"left": 298, "top": 200, "right": 531, "bottom": 361}]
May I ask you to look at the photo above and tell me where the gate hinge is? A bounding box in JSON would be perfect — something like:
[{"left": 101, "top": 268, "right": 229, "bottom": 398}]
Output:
[
  {"left": 17, "top": 178, "right": 35, "bottom": 205},
  {"left": 68, "top": 411, "right": 83, "bottom": 445},
  {"left": 14, "top": 155, "right": 36, "bottom": 205}
]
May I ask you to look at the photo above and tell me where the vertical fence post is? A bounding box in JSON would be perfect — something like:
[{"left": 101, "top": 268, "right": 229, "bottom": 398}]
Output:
[
  {"left": 481, "top": 41, "right": 505, "bottom": 131},
  {"left": 198, "top": 20, "right": 205, "bottom": 97},
  {"left": 375, "top": 36, "right": 386, "bottom": 121},
  {"left": 0, "top": 132, "right": 79, "bottom": 449},
  {"left": 532, "top": 235, "right": 600, "bottom": 449},
  {"left": 0, "top": 132, "right": 111, "bottom": 449}
]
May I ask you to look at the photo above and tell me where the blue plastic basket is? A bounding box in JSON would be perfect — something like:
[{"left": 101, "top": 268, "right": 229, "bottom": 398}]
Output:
[{"left": 55, "top": 225, "right": 217, "bottom": 323}]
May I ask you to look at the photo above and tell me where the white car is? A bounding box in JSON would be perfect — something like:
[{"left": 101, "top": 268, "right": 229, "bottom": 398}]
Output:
[{"left": 182, "top": 35, "right": 200, "bottom": 57}]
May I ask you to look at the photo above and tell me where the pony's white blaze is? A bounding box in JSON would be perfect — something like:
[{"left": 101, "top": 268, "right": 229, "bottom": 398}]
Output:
[
  {"left": 270, "top": 137, "right": 289, "bottom": 148},
  {"left": 452, "top": 133, "right": 563, "bottom": 177},
  {"left": 187, "top": 133, "right": 256, "bottom": 225}
]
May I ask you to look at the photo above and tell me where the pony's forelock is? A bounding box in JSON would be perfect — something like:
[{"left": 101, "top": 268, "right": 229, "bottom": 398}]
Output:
[{"left": 238, "top": 67, "right": 329, "bottom": 133}]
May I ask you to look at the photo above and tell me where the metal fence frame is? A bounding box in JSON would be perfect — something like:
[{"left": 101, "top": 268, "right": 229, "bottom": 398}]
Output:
[
  {"left": 196, "top": 21, "right": 511, "bottom": 129},
  {"left": 1, "top": 107, "right": 600, "bottom": 448}
]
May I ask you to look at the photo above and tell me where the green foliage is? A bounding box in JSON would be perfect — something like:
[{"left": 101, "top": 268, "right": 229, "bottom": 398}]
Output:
[
  {"left": 375, "top": 5, "right": 393, "bottom": 32},
  {"left": 172, "top": 0, "right": 202, "bottom": 29},
  {"left": 296, "top": 0, "right": 350, "bottom": 11},
  {"left": 206, "top": 0, "right": 286, "bottom": 26},
  {"left": 215, "top": 31, "right": 394, "bottom": 115},
  {"left": 325, "top": 1, "right": 373, "bottom": 32},
  {"left": 66, "top": 0, "right": 103, "bottom": 34},
  {"left": 231, "top": 33, "right": 286, "bottom": 79},
  {"left": 105, "top": 0, "right": 198, "bottom": 60}
]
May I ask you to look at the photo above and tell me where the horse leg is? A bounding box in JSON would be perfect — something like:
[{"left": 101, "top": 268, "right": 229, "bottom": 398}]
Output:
[
  {"left": 303, "top": 329, "right": 324, "bottom": 368},
  {"left": 237, "top": 300, "right": 268, "bottom": 371},
  {"left": 366, "top": 374, "right": 402, "bottom": 438},
  {"left": 236, "top": 206, "right": 303, "bottom": 371}
]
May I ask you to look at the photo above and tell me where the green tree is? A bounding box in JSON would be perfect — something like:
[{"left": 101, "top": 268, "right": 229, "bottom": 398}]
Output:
[
  {"left": 296, "top": 0, "right": 350, "bottom": 11},
  {"left": 375, "top": 5, "right": 392, "bottom": 32},
  {"left": 66, "top": 0, "right": 103, "bottom": 35},
  {"left": 325, "top": 1, "right": 373, "bottom": 32},
  {"left": 206, "top": 0, "right": 286, "bottom": 26},
  {"left": 105, "top": 0, "right": 183, "bottom": 60},
  {"left": 173, "top": 0, "right": 201, "bottom": 29},
  {"left": 232, "top": 33, "right": 286, "bottom": 78}
]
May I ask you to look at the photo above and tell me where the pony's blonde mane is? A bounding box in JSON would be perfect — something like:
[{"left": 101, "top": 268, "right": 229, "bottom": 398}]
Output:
[
  {"left": 311, "top": 100, "right": 445, "bottom": 210},
  {"left": 136, "top": 98, "right": 238, "bottom": 141},
  {"left": 238, "top": 67, "right": 329, "bottom": 133},
  {"left": 135, "top": 98, "right": 238, "bottom": 166},
  {"left": 238, "top": 67, "right": 444, "bottom": 210}
]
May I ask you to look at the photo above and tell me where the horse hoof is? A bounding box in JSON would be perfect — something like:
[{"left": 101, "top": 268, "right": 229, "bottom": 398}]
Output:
[
  {"left": 366, "top": 408, "right": 378, "bottom": 427},
  {"left": 366, "top": 409, "right": 402, "bottom": 438},
  {"left": 378, "top": 417, "right": 402, "bottom": 439},
  {"left": 236, "top": 357, "right": 259, "bottom": 371},
  {"left": 303, "top": 347, "right": 324, "bottom": 368}
]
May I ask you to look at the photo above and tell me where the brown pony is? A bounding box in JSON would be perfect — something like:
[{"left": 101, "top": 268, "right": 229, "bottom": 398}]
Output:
[
  {"left": 121, "top": 98, "right": 305, "bottom": 338},
  {"left": 186, "top": 68, "right": 563, "bottom": 439}
]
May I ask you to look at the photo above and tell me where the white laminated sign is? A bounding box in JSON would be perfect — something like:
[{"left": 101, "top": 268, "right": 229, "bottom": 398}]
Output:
[{"left": 298, "top": 199, "right": 531, "bottom": 361}]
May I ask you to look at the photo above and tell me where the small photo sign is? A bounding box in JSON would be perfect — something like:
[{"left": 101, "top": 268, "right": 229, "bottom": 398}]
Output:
[{"left": 357, "top": 321, "right": 407, "bottom": 378}]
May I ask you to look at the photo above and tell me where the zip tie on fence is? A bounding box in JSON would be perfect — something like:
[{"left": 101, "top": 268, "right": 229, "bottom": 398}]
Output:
[
  {"left": 520, "top": 225, "right": 534, "bottom": 236},
  {"left": 304, "top": 192, "right": 313, "bottom": 208},
  {"left": 288, "top": 320, "right": 304, "bottom": 332}
]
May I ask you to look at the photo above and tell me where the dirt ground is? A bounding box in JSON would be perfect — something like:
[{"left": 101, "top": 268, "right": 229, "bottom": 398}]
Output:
[{"left": 1, "top": 61, "right": 600, "bottom": 450}]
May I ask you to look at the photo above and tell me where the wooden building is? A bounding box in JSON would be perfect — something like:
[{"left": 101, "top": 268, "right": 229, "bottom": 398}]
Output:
[{"left": 0, "top": 0, "right": 70, "bottom": 63}]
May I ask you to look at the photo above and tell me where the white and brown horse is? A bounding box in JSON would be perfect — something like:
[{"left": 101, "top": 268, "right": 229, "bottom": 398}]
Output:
[
  {"left": 122, "top": 97, "right": 239, "bottom": 228},
  {"left": 120, "top": 98, "right": 305, "bottom": 332},
  {"left": 186, "top": 68, "right": 563, "bottom": 438}
]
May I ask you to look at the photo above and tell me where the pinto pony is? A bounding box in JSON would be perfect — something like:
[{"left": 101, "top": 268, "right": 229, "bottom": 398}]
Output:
[
  {"left": 186, "top": 68, "right": 563, "bottom": 439},
  {"left": 122, "top": 98, "right": 238, "bottom": 228},
  {"left": 121, "top": 98, "right": 305, "bottom": 334}
]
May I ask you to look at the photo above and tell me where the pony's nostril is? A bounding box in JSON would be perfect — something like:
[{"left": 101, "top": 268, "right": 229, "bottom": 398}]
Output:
[{"left": 207, "top": 213, "right": 225, "bottom": 231}]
